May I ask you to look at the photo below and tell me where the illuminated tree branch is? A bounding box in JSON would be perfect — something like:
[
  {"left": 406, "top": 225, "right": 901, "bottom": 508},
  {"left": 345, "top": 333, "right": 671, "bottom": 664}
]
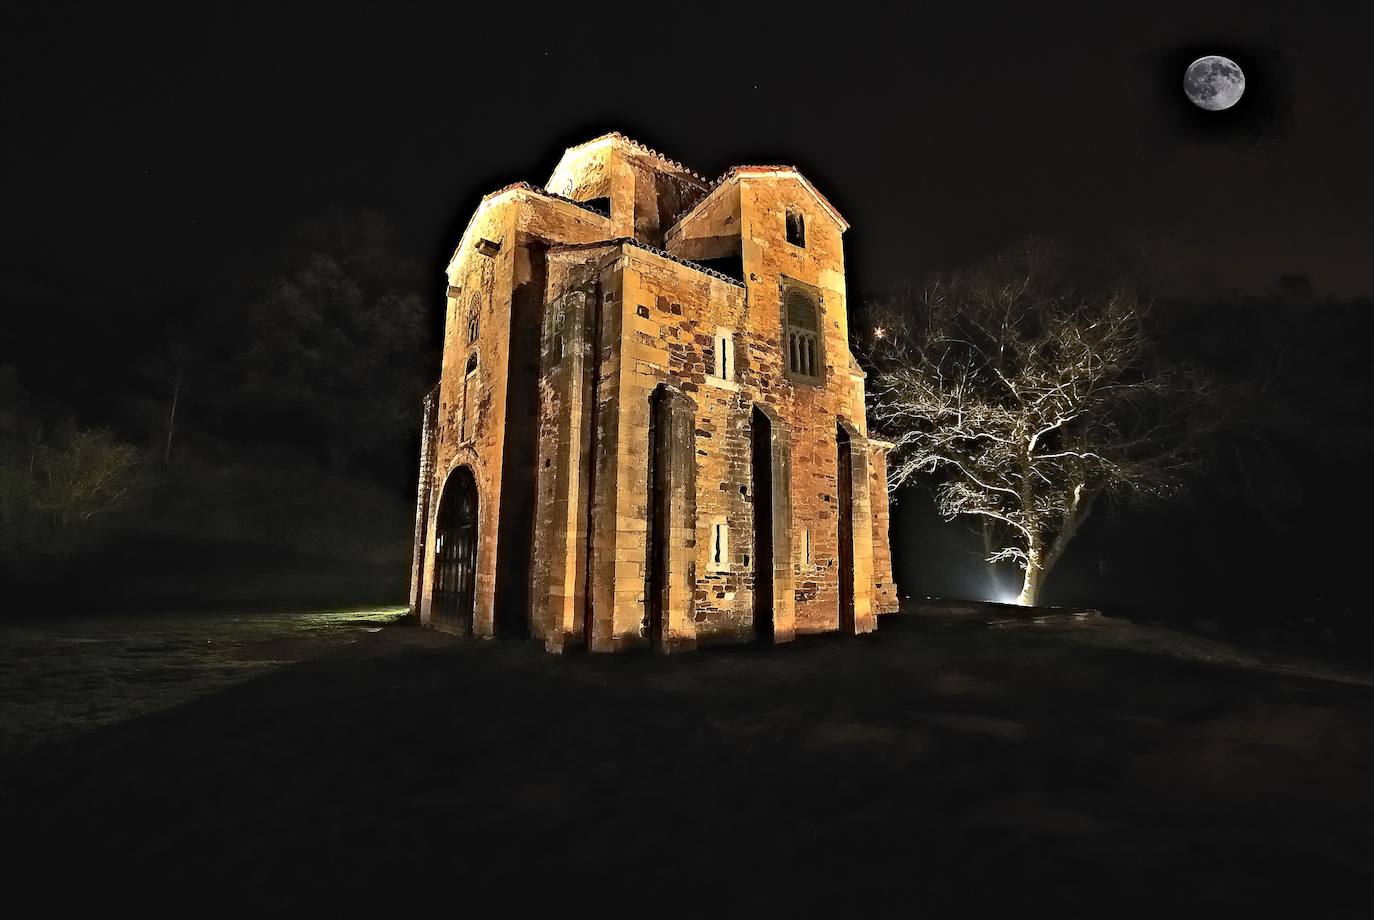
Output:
[{"left": 864, "top": 239, "right": 1228, "bottom": 606}]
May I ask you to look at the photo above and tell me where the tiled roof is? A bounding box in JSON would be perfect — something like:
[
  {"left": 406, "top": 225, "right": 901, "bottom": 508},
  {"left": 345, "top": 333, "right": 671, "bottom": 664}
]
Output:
[
  {"left": 548, "top": 237, "right": 745, "bottom": 288},
  {"left": 564, "top": 132, "right": 709, "bottom": 185},
  {"left": 622, "top": 238, "right": 745, "bottom": 287},
  {"left": 478, "top": 181, "right": 610, "bottom": 216},
  {"left": 458, "top": 155, "right": 847, "bottom": 275},
  {"left": 668, "top": 164, "right": 850, "bottom": 234},
  {"left": 473, "top": 183, "right": 738, "bottom": 284},
  {"left": 705, "top": 164, "right": 794, "bottom": 189}
]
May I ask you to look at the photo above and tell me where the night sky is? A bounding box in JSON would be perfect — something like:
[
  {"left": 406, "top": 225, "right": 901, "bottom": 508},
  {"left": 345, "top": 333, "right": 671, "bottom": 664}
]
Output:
[
  {"left": 4, "top": 0, "right": 1372, "bottom": 342},
  {"left": 7, "top": 9, "right": 1374, "bottom": 905},
  {"left": 4, "top": 2, "right": 1373, "bottom": 617}
]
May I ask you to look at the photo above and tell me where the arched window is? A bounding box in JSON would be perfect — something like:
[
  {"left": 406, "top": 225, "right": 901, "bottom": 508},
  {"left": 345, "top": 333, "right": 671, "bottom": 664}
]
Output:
[
  {"left": 460, "top": 350, "right": 480, "bottom": 442},
  {"left": 784, "top": 285, "right": 822, "bottom": 382},
  {"left": 467, "top": 295, "right": 481, "bottom": 345}
]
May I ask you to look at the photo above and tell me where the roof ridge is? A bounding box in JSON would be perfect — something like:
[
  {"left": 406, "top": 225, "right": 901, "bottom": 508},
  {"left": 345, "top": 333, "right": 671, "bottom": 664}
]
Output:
[
  {"left": 687, "top": 164, "right": 848, "bottom": 231},
  {"left": 621, "top": 237, "right": 745, "bottom": 287},
  {"left": 707, "top": 164, "right": 799, "bottom": 189},
  {"left": 533, "top": 185, "right": 611, "bottom": 216},
  {"left": 549, "top": 237, "right": 744, "bottom": 288},
  {"left": 477, "top": 181, "right": 611, "bottom": 217},
  {"left": 567, "top": 132, "right": 709, "bottom": 185}
]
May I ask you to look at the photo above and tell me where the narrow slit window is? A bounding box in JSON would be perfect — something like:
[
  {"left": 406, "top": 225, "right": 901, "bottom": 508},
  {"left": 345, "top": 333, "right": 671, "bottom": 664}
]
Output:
[
  {"left": 710, "top": 520, "right": 729, "bottom": 570},
  {"left": 802, "top": 528, "right": 812, "bottom": 566},
  {"left": 713, "top": 328, "right": 733, "bottom": 381}
]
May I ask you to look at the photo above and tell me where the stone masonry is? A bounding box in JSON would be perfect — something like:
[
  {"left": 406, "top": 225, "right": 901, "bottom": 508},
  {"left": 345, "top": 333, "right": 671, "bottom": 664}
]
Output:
[{"left": 409, "top": 133, "right": 899, "bottom": 652}]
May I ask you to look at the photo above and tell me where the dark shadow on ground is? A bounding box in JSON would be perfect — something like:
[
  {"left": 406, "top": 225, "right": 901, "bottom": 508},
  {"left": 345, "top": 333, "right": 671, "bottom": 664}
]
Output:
[{"left": 3, "top": 610, "right": 1373, "bottom": 916}]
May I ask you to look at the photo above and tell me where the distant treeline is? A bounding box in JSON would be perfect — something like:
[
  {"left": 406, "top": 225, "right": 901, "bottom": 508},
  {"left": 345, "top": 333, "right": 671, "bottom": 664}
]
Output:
[
  {"left": 0, "top": 212, "right": 439, "bottom": 612},
  {"left": 2, "top": 221, "right": 1371, "bottom": 632}
]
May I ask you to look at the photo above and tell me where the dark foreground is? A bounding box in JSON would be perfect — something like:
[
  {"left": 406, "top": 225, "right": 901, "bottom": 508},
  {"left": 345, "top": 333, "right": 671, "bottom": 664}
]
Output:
[{"left": 4, "top": 607, "right": 1373, "bottom": 916}]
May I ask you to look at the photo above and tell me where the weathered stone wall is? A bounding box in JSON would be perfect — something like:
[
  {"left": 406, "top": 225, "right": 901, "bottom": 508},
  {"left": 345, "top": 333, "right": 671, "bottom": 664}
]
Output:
[
  {"left": 545, "top": 134, "right": 707, "bottom": 247},
  {"left": 421, "top": 188, "right": 612, "bottom": 637},
  {"left": 611, "top": 247, "right": 753, "bottom": 648},
  {"left": 407, "top": 386, "right": 438, "bottom": 611},
  {"left": 421, "top": 196, "right": 515, "bottom": 635},
  {"left": 529, "top": 244, "right": 617, "bottom": 651},
  {"left": 420, "top": 135, "right": 897, "bottom": 651},
  {"left": 869, "top": 444, "right": 900, "bottom": 614},
  {"left": 531, "top": 238, "right": 807, "bottom": 651},
  {"left": 728, "top": 174, "right": 877, "bottom": 635}
]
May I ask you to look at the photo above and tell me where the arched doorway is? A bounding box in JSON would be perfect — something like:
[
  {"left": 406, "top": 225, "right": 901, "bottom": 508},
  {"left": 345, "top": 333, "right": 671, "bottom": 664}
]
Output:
[
  {"left": 433, "top": 466, "right": 478, "bottom": 635},
  {"left": 751, "top": 406, "right": 775, "bottom": 643}
]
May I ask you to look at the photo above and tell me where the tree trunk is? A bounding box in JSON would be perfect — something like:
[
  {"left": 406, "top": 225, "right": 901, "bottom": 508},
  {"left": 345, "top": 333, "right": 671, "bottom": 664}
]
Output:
[
  {"left": 1017, "top": 533, "right": 1043, "bottom": 606},
  {"left": 981, "top": 519, "right": 1005, "bottom": 599},
  {"left": 1015, "top": 446, "right": 1043, "bottom": 606},
  {"left": 1024, "top": 483, "right": 1101, "bottom": 608}
]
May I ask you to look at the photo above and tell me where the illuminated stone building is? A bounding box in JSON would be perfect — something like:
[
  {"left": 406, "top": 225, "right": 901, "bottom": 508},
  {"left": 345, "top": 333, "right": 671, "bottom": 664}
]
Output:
[{"left": 409, "top": 133, "right": 898, "bottom": 652}]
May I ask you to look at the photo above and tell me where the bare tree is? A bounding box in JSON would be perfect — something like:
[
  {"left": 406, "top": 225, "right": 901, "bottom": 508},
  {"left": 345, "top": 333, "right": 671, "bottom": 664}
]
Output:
[{"left": 866, "top": 240, "right": 1227, "bottom": 606}]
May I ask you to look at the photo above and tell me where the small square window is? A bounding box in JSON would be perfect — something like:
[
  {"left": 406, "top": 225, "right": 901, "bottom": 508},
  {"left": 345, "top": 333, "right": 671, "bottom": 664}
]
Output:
[{"left": 785, "top": 210, "right": 806, "bottom": 247}]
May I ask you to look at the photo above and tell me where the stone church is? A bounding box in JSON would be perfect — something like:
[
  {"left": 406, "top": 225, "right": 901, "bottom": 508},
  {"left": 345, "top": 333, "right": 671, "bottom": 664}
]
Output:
[{"left": 409, "top": 133, "right": 898, "bottom": 652}]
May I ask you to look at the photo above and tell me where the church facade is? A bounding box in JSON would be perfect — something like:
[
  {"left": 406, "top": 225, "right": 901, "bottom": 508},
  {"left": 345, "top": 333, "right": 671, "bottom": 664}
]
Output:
[{"left": 409, "top": 133, "right": 898, "bottom": 652}]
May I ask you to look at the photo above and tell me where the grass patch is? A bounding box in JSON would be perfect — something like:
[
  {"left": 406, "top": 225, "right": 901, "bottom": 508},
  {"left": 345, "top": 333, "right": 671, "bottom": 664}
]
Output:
[{"left": 0, "top": 606, "right": 409, "bottom": 754}]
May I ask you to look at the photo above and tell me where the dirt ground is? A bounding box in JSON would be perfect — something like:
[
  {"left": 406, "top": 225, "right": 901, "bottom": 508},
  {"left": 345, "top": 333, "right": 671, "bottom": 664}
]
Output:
[{"left": 3, "top": 606, "right": 1373, "bottom": 916}]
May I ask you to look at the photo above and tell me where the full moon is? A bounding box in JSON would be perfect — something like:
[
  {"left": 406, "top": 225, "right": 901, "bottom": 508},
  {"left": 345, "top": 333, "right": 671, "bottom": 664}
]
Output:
[{"left": 1184, "top": 55, "right": 1245, "bottom": 111}]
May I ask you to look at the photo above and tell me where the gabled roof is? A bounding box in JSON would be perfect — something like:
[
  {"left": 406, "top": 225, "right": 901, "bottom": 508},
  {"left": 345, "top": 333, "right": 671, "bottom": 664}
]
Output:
[
  {"left": 548, "top": 132, "right": 709, "bottom": 187},
  {"left": 670, "top": 165, "right": 850, "bottom": 236},
  {"left": 547, "top": 237, "right": 746, "bottom": 288},
  {"left": 444, "top": 136, "right": 849, "bottom": 275}
]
